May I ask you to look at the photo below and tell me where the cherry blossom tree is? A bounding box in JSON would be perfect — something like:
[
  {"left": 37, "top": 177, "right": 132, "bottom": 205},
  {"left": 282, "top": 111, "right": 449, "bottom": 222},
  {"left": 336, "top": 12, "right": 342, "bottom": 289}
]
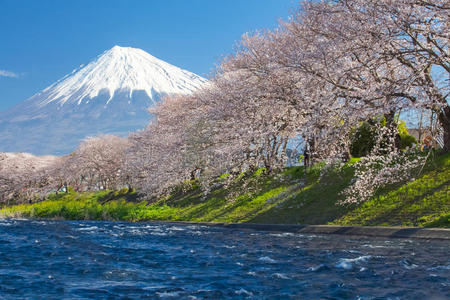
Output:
[
  {"left": 72, "top": 135, "right": 129, "bottom": 190},
  {"left": 277, "top": 0, "right": 449, "bottom": 151},
  {"left": 126, "top": 94, "right": 219, "bottom": 195},
  {"left": 0, "top": 152, "right": 60, "bottom": 204},
  {"left": 340, "top": 125, "right": 427, "bottom": 204}
]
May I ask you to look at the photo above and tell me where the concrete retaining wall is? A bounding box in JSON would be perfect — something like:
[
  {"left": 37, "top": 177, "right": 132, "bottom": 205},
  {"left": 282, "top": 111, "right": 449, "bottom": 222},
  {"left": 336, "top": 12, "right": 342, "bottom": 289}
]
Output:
[{"left": 168, "top": 222, "right": 450, "bottom": 240}]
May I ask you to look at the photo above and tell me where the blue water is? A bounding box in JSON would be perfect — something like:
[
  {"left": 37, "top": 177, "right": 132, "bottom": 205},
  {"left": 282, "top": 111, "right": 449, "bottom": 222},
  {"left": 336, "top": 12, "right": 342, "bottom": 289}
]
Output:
[{"left": 0, "top": 220, "right": 449, "bottom": 299}]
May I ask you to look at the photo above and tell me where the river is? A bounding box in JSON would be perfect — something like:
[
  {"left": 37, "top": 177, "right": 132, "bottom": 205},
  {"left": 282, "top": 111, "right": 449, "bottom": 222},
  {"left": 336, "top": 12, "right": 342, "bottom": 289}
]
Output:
[{"left": 0, "top": 219, "right": 449, "bottom": 299}]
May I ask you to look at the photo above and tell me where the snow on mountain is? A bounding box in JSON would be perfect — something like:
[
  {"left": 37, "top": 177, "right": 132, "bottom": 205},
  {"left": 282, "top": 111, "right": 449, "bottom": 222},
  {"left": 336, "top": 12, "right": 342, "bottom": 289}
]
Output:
[
  {"left": 37, "top": 45, "right": 206, "bottom": 108},
  {"left": 0, "top": 46, "right": 208, "bottom": 155}
]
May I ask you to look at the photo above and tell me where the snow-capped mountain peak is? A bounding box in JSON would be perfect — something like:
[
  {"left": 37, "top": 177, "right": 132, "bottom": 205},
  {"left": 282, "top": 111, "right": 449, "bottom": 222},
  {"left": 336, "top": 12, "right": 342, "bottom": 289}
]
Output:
[
  {"left": 38, "top": 45, "right": 207, "bottom": 107},
  {"left": 0, "top": 46, "right": 208, "bottom": 155}
]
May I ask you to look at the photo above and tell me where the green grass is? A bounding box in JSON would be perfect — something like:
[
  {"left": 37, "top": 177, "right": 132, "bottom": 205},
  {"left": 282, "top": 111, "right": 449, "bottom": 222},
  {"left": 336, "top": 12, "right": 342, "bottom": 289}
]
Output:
[{"left": 1, "top": 153, "right": 449, "bottom": 227}]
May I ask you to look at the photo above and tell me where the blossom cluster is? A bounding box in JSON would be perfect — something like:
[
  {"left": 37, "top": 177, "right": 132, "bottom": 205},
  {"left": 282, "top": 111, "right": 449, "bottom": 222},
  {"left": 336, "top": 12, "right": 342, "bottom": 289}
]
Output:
[{"left": 340, "top": 126, "right": 428, "bottom": 204}]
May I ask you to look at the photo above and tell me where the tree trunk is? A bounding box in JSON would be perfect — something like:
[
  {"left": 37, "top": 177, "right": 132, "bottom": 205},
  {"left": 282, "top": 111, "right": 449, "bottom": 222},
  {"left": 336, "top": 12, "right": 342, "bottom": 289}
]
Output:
[
  {"left": 384, "top": 110, "right": 401, "bottom": 150},
  {"left": 342, "top": 148, "right": 351, "bottom": 162},
  {"left": 190, "top": 168, "right": 202, "bottom": 181},
  {"left": 309, "top": 136, "right": 319, "bottom": 164},
  {"left": 384, "top": 110, "right": 396, "bottom": 126},
  {"left": 438, "top": 105, "right": 450, "bottom": 153}
]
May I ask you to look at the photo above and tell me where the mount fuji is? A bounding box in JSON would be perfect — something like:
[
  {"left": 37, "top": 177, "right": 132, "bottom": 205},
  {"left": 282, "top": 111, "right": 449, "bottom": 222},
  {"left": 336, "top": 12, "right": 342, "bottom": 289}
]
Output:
[{"left": 0, "top": 46, "right": 208, "bottom": 155}]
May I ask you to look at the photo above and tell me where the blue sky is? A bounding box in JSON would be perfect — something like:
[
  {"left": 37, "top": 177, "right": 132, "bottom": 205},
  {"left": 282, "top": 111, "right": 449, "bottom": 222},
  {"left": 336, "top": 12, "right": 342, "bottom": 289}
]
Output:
[{"left": 0, "top": 0, "right": 295, "bottom": 111}]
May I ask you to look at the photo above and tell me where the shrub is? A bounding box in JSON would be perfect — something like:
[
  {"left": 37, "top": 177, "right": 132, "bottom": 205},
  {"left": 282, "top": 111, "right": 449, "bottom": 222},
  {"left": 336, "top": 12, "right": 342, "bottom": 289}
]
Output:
[
  {"left": 350, "top": 121, "right": 377, "bottom": 157},
  {"left": 398, "top": 121, "right": 417, "bottom": 150}
]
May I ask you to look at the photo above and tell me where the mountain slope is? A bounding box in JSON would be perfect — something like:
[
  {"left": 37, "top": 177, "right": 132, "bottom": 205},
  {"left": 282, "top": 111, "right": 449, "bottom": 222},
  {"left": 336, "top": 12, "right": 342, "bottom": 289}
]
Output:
[{"left": 0, "top": 46, "right": 207, "bottom": 155}]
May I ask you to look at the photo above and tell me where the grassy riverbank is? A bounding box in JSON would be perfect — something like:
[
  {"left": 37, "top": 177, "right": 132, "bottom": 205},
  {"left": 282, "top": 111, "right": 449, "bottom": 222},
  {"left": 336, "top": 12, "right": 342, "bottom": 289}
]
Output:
[{"left": 1, "top": 153, "right": 449, "bottom": 227}]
